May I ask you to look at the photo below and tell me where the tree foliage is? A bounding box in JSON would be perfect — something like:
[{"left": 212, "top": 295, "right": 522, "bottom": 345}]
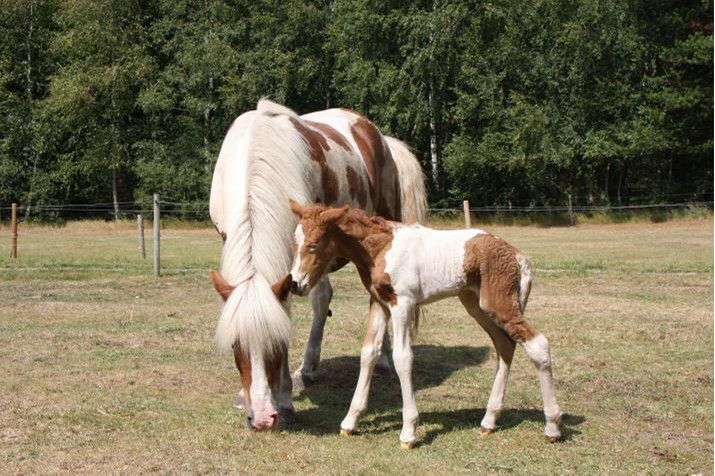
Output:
[{"left": 0, "top": 0, "right": 711, "bottom": 216}]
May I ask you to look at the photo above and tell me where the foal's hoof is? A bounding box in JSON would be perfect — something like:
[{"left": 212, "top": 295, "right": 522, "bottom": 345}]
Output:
[
  {"left": 340, "top": 429, "right": 353, "bottom": 437},
  {"left": 479, "top": 426, "right": 494, "bottom": 437},
  {"left": 400, "top": 440, "right": 416, "bottom": 450}
]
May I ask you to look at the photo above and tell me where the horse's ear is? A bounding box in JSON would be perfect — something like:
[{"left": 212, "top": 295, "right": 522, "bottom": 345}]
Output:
[
  {"left": 320, "top": 205, "right": 349, "bottom": 223},
  {"left": 271, "top": 274, "right": 292, "bottom": 302},
  {"left": 210, "top": 269, "right": 235, "bottom": 301},
  {"left": 288, "top": 199, "right": 305, "bottom": 217}
]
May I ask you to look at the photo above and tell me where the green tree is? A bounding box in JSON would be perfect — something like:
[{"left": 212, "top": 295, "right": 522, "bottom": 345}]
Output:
[{"left": 40, "top": 0, "right": 154, "bottom": 217}]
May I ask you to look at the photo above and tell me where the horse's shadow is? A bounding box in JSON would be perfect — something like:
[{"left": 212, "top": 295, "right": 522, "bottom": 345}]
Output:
[{"left": 289, "top": 344, "right": 584, "bottom": 443}]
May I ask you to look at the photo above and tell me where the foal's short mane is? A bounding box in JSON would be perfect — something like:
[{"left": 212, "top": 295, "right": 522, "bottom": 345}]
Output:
[{"left": 333, "top": 207, "right": 394, "bottom": 239}]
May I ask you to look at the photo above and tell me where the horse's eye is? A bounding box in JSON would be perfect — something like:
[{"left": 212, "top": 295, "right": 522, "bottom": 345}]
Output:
[{"left": 307, "top": 244, "right": 317, "bottom": 253}]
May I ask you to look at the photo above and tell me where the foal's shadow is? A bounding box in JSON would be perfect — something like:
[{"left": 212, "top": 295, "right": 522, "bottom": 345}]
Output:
[{"left": 289, "top": 344, "right": 585, "bottom": 442}]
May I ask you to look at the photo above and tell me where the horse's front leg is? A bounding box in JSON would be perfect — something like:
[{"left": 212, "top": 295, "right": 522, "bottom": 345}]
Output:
[
  {"left": 292, "top": 275, "right": 332, "bottom": 389},
  {"left": 278, "top": 349, "right": 296, "bottom": 424},
  {"left": 390, "top": 298, "right": 419, "bottom": 448},
  {"left": 340, "top": 298, "right": 389, "bottom": 434}
]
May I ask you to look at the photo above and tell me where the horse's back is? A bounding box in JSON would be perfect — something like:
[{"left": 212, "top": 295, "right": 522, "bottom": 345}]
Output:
[{"left": 302, "top": 108, "right": 400, "bottom": 220}]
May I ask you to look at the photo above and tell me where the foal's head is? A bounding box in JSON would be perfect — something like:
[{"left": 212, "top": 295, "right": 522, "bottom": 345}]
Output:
[{"left": 288, "top": 199, "right": 348, "bottom": 295}]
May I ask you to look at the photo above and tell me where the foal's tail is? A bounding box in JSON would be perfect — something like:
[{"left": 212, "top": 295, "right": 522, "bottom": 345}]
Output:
[
  {"left": 386, "top": 137, "right": 427, "bottom": 224},
  {"left": 516, "top": 253, "right": 533, "bottom": 313}
]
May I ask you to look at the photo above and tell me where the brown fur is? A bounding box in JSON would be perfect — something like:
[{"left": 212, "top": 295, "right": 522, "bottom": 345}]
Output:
[
  {"left": 291, "top": 202, "right": 397, "bottom": 305},
  {"left": 463, "top": 235, "right": 535, "bottom": 342},
  {"left": 290, "top": 117, "right": 340, "bottom": 204},
  {"left": 234, "top": 346, "right": 253, "bottom": 399},
  {"left": 210, "top": 269, "right": 235, "bottom": 301},
  {"left": 349, "top": 117, "right": 387, "bottom": 215},
  {"left": 271, "top": 274, "right": 293, "bottom": 302},
  {"left": 346, "top": 166, "right": 368, "bottom": 208},
  {"left": 305, "top": 120, "right": 352, "bottom": 151}
]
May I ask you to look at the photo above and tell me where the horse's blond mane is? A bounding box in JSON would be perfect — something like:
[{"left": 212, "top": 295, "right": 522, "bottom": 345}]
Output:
[{"left": 215, "top": 101, "right": 312, "bottom": 356}]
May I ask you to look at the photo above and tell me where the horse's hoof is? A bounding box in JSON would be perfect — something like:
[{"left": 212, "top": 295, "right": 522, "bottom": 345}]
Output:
[
  {"left": 546, "top": 435, "right": 559, "bottom": 443},
  {"left": 479, "top": 426, "right": 494, "bottom": 437},
  {"left": 279, "top": 408, "right": 296, "bottom": 425},
  {"left": 400, "top": 440, "right": 416, "bottom": 449},
  {"left": 340, "top": 429, "right": 353, "bottom": 437}
]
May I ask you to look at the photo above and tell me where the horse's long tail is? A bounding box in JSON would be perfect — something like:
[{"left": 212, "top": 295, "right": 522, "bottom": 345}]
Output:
[{"left": 385, "top": 137, "right": 428, "bottom": 224}]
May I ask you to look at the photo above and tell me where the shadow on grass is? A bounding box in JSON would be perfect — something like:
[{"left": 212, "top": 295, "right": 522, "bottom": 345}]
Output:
[{"left": 289, "top": 344, "right": 585, "bottom": 443}]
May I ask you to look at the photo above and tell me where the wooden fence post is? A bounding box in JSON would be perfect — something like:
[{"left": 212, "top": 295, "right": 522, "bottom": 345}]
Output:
[
  {"left": 153, "top": 194, "right": 160, "bottom": 276},
  {"left": 137, "top": 214, "right": 146, "bottom": 260},
  {"left": 463, "top": 200, "right": 471, "bottom": 228},
  {"left": 11, "top": 203, "right": 17, "bottom": 259},
  {"left": 568, "top": 194, "right": 575, "bottom": 226}
]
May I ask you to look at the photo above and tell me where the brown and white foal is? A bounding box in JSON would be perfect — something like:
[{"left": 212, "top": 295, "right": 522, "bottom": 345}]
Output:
[{"left": 287, "top": 200, "right": 562, "bottom": 448}]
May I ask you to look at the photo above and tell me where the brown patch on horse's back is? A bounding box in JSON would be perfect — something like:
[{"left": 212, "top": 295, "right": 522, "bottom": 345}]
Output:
[
  {"left": 346, "top": 166, "right": 368, "bottom": 208},
  {"left": 463, "top": 234, "right": 535, "bottom": 342},
  {"left": 305, "top": 121, "right": 352, "bottom": 151},
  {"left": 290, "top": 117, "right": 339, "bottom": 204},
  {"left": 349, "top": 116, "right": 399, "bottom": 219},
  {"left": 210, "top": 269, "right": 235, "bottom": 301}
]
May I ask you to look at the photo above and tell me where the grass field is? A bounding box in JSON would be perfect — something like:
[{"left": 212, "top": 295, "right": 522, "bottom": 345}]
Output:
[{"left": 1, "top": 217, "right": 712, "bottom": 474}]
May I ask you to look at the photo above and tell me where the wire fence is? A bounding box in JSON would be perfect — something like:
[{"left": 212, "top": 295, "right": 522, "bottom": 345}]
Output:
[{"left": 0, "top": 196, "right": 713, "bottom": 220}]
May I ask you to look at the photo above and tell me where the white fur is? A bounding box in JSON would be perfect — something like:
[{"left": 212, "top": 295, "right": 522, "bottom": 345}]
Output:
[
  {"left": 384, "top": 226, "right": 486, "bottom": 303},
  {"left": 516, "top": 253, "right": 532, "bottom": 312},
  {"left": 212, "top": 101, "right": 311, "bottom": 356}
]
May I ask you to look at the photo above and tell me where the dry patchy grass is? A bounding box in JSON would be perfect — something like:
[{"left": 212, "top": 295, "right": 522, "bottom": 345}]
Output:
[{"left": 0, "top": 218, "right": 712, "bottom": 474}]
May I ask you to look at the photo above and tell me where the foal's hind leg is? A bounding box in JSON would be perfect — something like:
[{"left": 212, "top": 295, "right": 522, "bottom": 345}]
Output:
[
  {"left": 479, "top": 291, "right": 562, "bottom": 441},
  {"left": 520, "top": 332, "right": 562, "bottom": 441},
  {"left": 292, "top": 276, "right": 333, "bottom": 389},
  {"left": 459, "top": 290, "right": 516, "bottom": 435}
]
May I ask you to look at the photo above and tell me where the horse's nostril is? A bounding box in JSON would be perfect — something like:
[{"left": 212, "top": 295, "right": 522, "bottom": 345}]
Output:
[{"left": 290, "top": 281, "right": 299, "bottom": 293}]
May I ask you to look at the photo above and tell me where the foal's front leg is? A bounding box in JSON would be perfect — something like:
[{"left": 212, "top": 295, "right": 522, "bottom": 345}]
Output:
[
  {"left": 389, "top": 298, "right": 419, "bottom": 448},
  {"left": 340, "top": 298, "right": 388, "bottom": 434}
]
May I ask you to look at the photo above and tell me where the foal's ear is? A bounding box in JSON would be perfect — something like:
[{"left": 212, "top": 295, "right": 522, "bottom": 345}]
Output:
[
  {"left": 320, "top": 205, "right": 349, "bottom": 223},
  {"left": 271, "top": 274, "right": 292, "bottom": 302},
  {"left": 288, "top": 199, "right": 305, "bottom": 217},
  {"left": 210, "top": 269, "right": 235, "bottom": 301}
]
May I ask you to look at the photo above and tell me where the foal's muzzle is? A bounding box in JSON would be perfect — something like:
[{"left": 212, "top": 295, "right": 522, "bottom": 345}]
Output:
[{"left": 290, "top": 279, "right": 309, "bottom": 296}]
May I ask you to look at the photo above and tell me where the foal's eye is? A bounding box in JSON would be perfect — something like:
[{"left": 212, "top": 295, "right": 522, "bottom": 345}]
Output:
[{"left": 307, "top": 244, "right": 317, "bottom": 253}]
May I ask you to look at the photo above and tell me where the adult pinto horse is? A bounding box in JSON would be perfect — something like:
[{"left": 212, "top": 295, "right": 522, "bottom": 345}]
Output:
[{"left": 209, "top": 100, "right": 427, "bottom": 430}]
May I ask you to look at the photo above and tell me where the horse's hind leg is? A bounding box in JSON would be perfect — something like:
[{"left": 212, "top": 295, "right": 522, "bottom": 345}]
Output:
[
  {"left": 292, "top": 275, "right": 333, "bottom": 389},
  {"left": 458, "top": 290, "right": 515, "bottom": 434}
]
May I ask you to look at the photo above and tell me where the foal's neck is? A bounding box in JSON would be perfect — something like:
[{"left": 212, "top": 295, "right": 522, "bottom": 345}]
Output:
[{"left": 331, "top": 211, "right": 394, "bottom": 274}]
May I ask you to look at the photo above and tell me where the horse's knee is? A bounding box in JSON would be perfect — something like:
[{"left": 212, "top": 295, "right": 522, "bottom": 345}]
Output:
[{"left": 522, "top": 334, "right": 551, "bottom": 370}]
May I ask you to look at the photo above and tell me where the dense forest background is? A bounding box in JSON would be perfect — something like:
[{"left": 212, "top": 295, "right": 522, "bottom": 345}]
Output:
[{"left": 0, "top": 0, "right": 712, "bottom": 218}]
